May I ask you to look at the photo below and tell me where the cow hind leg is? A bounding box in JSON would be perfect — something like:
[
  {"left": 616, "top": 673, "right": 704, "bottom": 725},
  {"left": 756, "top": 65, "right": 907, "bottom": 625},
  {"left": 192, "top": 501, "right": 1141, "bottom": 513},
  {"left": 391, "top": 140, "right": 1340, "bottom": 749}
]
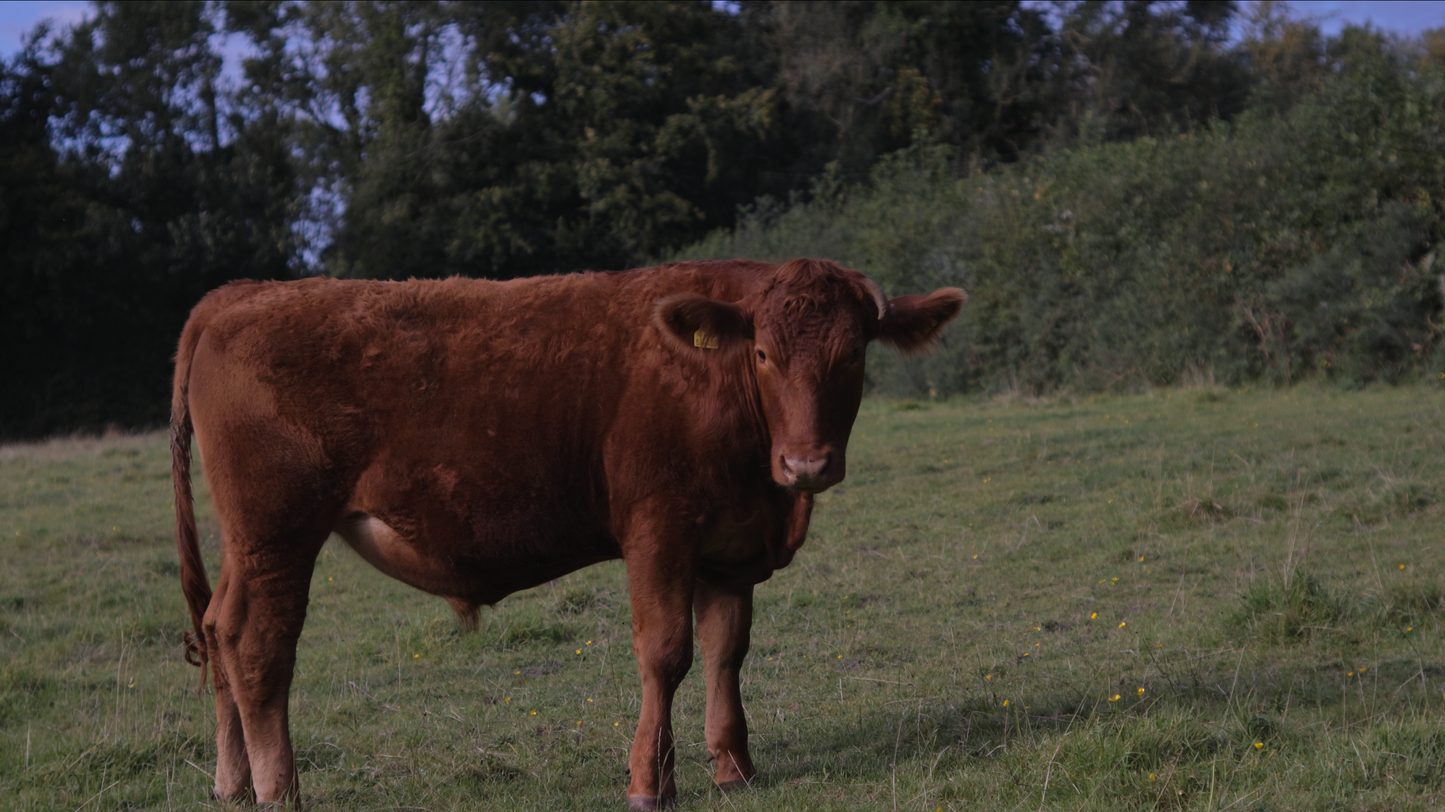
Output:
[
  {"left": 205, "top": 567, "right": 253, "bottom": 802},
  {"left": 207, "top": 529, "right": 327, "bottom": 807}
]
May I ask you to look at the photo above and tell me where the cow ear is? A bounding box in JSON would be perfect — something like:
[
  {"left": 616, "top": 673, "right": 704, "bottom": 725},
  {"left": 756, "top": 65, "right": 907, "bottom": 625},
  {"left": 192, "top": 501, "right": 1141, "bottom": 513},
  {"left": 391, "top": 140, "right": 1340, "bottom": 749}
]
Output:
[
  {"left": 654, "top": 294, "right": 753, "bottom": 355},
  {"left": 877, "top": 287, "right": 967, "bottom": 355}
]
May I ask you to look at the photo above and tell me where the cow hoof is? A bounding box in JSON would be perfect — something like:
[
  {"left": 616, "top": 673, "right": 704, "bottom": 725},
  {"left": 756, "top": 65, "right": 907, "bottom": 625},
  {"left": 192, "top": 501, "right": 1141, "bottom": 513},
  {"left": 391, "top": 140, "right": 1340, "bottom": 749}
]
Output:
[
  {"left": 211, "top": 789, "right": 256, "bottom": 806},
  {"left": 626, "top": 794, "right": 673, "bottom": 809},
  {"left": 716, "top": 777, "right": 754, "bottom": 793}
]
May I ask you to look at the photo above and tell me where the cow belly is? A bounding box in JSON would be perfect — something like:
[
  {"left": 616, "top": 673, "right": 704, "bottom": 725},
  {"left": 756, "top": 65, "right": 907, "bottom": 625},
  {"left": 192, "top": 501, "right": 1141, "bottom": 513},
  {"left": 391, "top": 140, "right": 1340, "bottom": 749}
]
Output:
[{"left": 334, "top": 513, "right": 609, "bottom": 605}]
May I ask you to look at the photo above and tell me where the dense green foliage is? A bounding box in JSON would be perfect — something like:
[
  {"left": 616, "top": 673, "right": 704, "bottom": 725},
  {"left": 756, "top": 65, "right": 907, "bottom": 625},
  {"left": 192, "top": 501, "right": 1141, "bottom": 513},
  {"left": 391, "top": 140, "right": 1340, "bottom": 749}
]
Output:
[
  {"left": 6, "top": 385, "right": 1445, "bottom": 809},
  {"left": 2, "top": 2, "right": 297, "bottom": 436},
  {"left": 676, "top": 26, "right": 1445, "bottom": 396},
  {"left": 2, "top": 1, "right": 1442, "bottom": 434}
]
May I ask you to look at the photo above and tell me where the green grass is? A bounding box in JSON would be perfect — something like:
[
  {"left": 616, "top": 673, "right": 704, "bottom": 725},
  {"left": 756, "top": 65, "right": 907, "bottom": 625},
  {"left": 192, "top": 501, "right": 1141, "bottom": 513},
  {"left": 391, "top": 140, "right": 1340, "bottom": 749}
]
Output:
[{"left": 4, "top": 383, "right": 1445, "bottom": 810}]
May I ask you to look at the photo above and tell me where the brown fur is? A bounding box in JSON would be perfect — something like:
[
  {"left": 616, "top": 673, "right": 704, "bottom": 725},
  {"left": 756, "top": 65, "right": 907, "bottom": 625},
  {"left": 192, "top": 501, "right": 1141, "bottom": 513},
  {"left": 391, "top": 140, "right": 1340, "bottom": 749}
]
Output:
[{"left": 171, "top": 259, "right": 964, "bottom": 807}]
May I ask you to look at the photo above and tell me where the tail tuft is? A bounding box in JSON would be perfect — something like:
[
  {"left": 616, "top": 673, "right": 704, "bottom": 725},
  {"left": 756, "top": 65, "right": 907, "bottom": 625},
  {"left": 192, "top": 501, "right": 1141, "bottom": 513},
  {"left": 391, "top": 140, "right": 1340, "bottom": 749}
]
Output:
[{"left": 182, "top": 630, "right": 206, "bottom": 667}]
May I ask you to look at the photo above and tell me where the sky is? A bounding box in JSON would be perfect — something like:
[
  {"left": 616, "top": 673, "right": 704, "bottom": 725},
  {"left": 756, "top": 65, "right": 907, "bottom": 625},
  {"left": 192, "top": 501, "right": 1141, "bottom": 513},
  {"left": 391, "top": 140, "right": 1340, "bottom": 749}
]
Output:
[
  {"left": 3, "top": 0, "right": 1445, "bottom": 59},
  {"left": 0, "top": 1, "right": 87, "bottom": 57},
  {"left": 1301, "top": 1, "right": 1445, "bottom": 36}
]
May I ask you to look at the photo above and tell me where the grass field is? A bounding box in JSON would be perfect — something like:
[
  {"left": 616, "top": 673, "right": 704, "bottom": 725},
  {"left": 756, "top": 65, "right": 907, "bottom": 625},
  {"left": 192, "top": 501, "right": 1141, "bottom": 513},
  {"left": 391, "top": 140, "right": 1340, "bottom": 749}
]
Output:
[{"left": 4, "top": 383, "right": 1445, "bottom": 811}]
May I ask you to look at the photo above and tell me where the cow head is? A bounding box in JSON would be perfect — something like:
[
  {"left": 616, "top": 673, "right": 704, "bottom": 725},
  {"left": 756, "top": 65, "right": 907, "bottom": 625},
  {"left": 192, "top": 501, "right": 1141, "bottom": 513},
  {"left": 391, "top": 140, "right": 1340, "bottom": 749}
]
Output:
[{"left": 655, "top": 259, "right": 965, "bottom": 493}]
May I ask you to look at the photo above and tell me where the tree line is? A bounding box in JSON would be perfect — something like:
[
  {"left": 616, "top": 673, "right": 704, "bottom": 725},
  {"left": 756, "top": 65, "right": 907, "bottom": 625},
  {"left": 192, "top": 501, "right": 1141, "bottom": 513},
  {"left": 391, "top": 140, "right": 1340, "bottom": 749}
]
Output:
[{"left": 1, "top": 1, "right": 1434, "bottom": 436}]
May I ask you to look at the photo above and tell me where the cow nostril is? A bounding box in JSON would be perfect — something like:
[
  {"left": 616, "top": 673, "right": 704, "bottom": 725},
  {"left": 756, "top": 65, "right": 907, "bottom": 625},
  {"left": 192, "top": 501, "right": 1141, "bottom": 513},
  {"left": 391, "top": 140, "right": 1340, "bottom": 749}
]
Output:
[{"left": 782, "top": 453, "right": 829, "bottom": 480}]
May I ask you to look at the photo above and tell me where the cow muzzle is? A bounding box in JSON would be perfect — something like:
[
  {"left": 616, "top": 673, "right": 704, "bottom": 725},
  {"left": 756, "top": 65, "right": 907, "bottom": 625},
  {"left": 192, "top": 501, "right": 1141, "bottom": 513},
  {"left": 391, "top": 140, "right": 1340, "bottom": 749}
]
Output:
[{"left": 777, "top": 447, "right": 844, "bottom": 493}]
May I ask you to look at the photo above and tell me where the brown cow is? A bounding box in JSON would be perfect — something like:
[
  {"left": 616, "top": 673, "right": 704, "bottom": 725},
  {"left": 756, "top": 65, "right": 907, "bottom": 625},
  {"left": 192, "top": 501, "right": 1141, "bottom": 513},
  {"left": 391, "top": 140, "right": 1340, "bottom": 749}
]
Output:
[{"left": 172, "top": 258, "right": 964, "bottom": 808}]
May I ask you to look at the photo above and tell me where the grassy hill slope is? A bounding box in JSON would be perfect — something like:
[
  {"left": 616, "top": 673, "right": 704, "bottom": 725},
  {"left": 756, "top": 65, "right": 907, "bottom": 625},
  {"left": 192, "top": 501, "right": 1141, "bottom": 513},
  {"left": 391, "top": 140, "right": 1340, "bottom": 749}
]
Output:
[{"left": 3, "top": 384, "right": 1445, "bottom": 810}]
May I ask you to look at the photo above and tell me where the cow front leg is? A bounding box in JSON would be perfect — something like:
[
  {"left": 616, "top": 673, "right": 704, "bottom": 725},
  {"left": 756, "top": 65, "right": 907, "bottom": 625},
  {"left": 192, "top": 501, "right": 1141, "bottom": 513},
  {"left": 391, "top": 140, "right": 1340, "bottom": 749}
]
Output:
[
  {"left": 625, "top": 555, "right": 695, "bottom": 809},
  {"left": 695, "top": 579, "right": 756, "bottom": 792}
]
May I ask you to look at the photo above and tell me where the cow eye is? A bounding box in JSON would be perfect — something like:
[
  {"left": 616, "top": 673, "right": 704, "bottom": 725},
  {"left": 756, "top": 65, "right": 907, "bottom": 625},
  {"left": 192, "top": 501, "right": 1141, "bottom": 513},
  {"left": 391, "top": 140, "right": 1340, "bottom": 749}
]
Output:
[{"left": 755, "top": 348, "right": 767, "bottom": 363}]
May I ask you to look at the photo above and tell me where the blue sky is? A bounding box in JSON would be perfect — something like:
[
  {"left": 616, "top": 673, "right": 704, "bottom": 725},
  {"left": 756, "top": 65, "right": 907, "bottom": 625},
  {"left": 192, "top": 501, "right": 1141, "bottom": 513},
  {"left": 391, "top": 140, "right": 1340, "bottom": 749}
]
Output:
[
  {"left": 3, "top": 1, "right": 1445, "bottom": 59},
  {"left": 1302, "top": 1, "right": 1445, "bottom": 35},
  {"left": 1, "top": 1, "right": 87, "bottom": 57}
]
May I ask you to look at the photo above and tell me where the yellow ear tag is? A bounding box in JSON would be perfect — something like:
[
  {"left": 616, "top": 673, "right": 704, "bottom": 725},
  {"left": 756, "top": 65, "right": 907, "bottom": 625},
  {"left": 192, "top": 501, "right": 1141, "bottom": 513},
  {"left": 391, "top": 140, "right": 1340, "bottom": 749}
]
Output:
[{"left": 693, "top": 329, "right": 720, "bottom": 350}]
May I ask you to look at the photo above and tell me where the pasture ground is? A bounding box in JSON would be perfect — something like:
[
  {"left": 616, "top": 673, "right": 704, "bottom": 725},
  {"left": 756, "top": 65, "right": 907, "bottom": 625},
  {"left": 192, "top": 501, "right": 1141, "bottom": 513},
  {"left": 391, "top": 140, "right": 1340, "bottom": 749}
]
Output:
[{"left": 3, "top": 383, "right": 1445, "bottom": 811}]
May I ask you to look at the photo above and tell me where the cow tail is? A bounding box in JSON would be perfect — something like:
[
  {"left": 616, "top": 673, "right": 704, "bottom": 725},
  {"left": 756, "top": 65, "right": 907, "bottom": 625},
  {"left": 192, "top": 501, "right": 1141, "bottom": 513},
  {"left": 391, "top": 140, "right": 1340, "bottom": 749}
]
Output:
[{"left": 172, "top": 317, "right": 213, "bottom": 694}]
